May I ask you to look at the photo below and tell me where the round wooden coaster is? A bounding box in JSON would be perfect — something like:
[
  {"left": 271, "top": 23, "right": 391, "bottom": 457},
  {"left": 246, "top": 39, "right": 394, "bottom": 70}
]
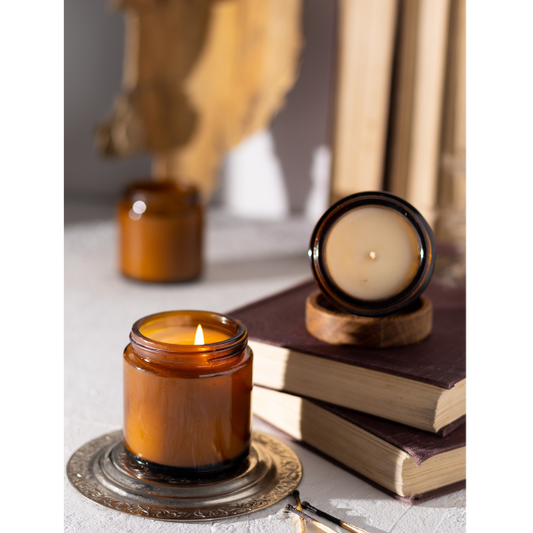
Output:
[{"left": 305, "top": 290, "right": 432, "bottom": 348}]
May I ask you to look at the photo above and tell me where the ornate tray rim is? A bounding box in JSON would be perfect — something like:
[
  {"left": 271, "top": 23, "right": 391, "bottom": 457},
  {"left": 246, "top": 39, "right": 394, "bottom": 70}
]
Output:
[{"left": 67, "top": 430, "right": 302, "bottom": 522}]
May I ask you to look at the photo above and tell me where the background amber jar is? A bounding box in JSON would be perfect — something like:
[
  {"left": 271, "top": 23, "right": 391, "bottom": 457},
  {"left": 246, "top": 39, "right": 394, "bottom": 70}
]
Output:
[
  {"left": 123, "top": 310, "right": 253, "bottom": 476},
  {"left": 118, "top": 181, "right": 203, "bottom": 282}
]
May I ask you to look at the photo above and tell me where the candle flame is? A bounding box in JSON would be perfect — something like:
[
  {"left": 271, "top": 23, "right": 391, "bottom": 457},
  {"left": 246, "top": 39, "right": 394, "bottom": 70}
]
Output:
[
  {"left": 369, "top": 251, "right": 376, "bottom": 260},
  {"left": 194, "top": 324, "right": 204, "bottom": 345}
]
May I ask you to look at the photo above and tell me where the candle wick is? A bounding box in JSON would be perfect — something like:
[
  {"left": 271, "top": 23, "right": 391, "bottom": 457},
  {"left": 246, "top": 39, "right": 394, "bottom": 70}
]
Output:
[{"left": 369, "top": 251, "right": 376, "bottom": 260}]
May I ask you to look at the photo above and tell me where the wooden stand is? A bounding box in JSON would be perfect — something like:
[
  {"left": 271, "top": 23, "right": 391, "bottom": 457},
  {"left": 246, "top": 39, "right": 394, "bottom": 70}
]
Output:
[{"left": 305, "top": 290, "right": 432, "bottom": 348}]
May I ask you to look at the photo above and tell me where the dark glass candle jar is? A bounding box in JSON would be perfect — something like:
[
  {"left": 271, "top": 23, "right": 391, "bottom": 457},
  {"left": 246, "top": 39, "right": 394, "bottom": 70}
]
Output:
[
  {"left": 309, "top": 191, "right": 435, "bottom": 317},
  {"left": 123, "top": 310, "right": 253, "bottom": 477},
  {"left": 118, "top": 181, "right": 203, "bottom": 282}
]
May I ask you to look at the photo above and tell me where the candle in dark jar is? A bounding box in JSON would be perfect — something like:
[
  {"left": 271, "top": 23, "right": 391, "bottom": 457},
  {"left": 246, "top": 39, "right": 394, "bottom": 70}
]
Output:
[{"left": 309, "top": 191, "right": 435, "bottom": 316}]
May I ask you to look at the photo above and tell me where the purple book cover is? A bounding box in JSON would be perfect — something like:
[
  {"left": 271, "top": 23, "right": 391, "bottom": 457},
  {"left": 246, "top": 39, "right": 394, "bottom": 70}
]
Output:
[{"left": 230, "top": 278, "right": 465, "bottom": 389}]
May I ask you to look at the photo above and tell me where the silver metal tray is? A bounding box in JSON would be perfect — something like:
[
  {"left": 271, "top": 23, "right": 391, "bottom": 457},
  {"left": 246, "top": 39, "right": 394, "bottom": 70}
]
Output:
[{"left": 67, "top": 430, "right": 302, "bottom": 522}]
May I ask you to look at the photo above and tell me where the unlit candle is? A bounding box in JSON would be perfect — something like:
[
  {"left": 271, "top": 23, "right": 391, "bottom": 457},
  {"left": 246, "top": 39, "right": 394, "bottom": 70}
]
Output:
[{"left": 324, "top": 206, "right": 421, "bottom": 301}]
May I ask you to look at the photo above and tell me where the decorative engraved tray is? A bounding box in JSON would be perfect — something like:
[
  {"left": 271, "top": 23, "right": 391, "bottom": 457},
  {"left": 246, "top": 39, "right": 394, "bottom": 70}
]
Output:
[{"left": 67, "top": 430, "right": 302, "bottom": 522}]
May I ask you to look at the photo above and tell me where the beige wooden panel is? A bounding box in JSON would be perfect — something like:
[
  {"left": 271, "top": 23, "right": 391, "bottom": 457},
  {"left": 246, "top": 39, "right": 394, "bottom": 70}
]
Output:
[{"left": 330, "top": 0, "right": 398, "bottom": 204}]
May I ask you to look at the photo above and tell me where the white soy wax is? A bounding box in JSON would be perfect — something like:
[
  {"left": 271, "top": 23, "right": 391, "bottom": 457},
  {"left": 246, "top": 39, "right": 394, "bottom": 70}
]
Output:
[{"left": 324, "top": 206, "right": 421, "bottom": 301}]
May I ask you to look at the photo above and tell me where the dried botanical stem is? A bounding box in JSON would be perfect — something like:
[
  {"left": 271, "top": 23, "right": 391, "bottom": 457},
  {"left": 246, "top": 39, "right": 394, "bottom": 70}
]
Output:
[
  {"left": 302, "top": 501, "right": 370, "bottom": 533},
  {"left": 98, "top": 0, "right": 304, "bottom": 201}
]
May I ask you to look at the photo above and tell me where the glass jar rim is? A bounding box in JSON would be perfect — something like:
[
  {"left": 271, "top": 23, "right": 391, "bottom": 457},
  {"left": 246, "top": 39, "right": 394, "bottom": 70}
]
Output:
[
  {"left": 130, "top": 310, "right": 248, "bottom": 361},
  {"left": 308, "top": 191, "right": 435, "bottom": 316}
]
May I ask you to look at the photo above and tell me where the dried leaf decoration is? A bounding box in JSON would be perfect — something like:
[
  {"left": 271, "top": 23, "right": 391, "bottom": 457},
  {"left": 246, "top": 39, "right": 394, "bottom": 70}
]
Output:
[{"left": 96, "top": 0, "right": 303, "bottom": 200}]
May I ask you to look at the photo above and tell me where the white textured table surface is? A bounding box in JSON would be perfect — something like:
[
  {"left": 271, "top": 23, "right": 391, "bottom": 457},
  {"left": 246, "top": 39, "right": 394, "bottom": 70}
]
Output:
[{"left": 65, "top": 211, "right": 466, "bottom": 533}]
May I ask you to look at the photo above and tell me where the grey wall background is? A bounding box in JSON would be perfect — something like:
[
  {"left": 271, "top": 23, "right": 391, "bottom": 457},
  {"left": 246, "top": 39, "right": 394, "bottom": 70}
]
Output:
[{"left": 65, "top": 0, "right": 336, "bottom": 221}]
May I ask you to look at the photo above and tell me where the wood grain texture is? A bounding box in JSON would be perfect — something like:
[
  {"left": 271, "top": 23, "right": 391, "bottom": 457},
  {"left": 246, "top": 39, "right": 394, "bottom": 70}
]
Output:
[
  {"left": 387, "top": 0, "right": 451, "bottom": 227},
  {"left": 305, "top": 290, "right": 432, "bottom": 348},
  {"left": 435, "top": 0, "right": 466, "bottom": 245}
]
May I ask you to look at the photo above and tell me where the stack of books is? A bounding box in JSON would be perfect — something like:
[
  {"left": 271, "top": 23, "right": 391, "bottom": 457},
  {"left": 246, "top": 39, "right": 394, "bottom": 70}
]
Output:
[{"left": 230, "top": 278, "right": 466, "bottom": 503}]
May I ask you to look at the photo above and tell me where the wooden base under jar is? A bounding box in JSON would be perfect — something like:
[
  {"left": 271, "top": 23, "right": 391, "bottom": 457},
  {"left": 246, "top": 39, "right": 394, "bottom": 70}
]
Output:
[{"left": 305, "top": 290, "right": 432, "bottom": 348}]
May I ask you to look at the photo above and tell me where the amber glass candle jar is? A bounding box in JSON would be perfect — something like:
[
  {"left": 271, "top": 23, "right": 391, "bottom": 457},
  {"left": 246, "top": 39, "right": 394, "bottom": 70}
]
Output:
[
  {"left": 118, "top": 181, "right": 203, "bottom": 282},
  {"left": 123, "top": 310, "right": 253, "bottom": 477},
  {"left": 309, "top": 191, "right": 435, "bottom": 317}
]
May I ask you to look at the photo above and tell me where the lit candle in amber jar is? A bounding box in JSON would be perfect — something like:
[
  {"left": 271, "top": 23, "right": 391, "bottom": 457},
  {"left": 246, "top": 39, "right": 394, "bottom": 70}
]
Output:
[
  {"left": 118, "top": 181, "right": 203, "bottom": 282},
  {"left": 123, "top": 310, "right": 253, "bottom": 476},
  {"left": 309, "top": 191, "right": 435, "bottom": 316}
]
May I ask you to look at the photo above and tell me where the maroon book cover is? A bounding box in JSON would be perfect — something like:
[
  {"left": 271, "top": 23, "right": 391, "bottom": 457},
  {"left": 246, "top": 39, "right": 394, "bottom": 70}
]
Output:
[
  {"left": 230, "top": 278, "right": 465, "bottom": 390},
  {"left": 312, "top": 396, "right": 465, "bottom": 465}
]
